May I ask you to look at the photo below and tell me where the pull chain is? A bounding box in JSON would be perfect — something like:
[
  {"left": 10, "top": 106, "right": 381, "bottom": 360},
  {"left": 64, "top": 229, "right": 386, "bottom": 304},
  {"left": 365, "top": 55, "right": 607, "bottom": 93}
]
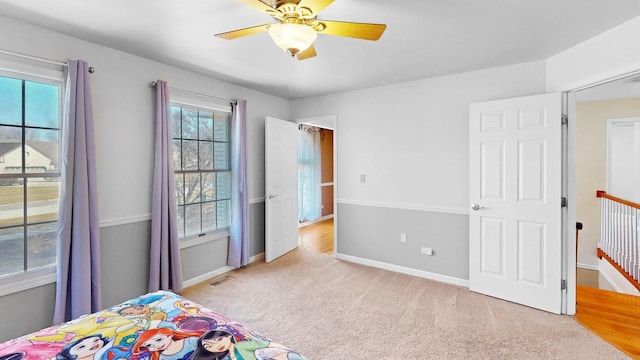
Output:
[{"left": 288, "top": 54, "right": 295, "bottom": 95}]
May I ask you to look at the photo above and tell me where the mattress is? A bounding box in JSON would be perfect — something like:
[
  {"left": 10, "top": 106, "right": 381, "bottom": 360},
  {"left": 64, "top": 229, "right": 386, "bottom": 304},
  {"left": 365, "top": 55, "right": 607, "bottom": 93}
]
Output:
[{"left": 0, "top": 290, "right": 307, "bottom": 360}]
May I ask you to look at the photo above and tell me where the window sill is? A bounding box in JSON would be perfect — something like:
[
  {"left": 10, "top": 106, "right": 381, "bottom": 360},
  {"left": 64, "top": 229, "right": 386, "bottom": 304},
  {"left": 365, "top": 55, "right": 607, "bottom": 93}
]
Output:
[
  {"left": 0, "top": 231, "right": 231, "bottom": 297},
  {"left": 0, "top": 267, "right": 56, "bottom": 297},
  {"left": 180, "top": 229, "right": 230, "bottom": 249}
]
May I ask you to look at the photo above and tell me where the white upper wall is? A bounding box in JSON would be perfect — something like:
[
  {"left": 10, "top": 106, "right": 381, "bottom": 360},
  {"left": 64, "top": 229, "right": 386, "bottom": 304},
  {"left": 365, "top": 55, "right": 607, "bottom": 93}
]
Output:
[
  {"left": 291, "top": 61, "right": 547, "bottom": 212},
  {"left": 3, "top": 9, "right": 638, "bottom": 225},
  {"left": 546, "top": 15, "right": 640, "bottom": 91},
  {"left": 0, "top": 15, "right": 289, "bottom": 225}
]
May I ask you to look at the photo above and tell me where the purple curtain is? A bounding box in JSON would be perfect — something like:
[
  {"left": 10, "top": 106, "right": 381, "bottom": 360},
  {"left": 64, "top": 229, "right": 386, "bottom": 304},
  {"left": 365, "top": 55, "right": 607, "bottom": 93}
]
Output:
[
  {"left": 228, "top": 100, "right": 249, "bottom": 267},
  {"left": 149, "top": 80, "right": 183, "bottom": 292},
  {"left": 54, "top": 59, "right": 101, "bottom": 324}
]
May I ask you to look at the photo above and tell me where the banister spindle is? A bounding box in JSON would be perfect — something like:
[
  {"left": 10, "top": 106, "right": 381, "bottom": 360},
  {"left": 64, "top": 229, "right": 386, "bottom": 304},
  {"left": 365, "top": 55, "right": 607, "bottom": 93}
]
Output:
[
  {"left": 597, "top": 191, "right": 640, "bottom": 291},
  {"left": 636, "top": 208, "right": 640, "bottom": 280}
]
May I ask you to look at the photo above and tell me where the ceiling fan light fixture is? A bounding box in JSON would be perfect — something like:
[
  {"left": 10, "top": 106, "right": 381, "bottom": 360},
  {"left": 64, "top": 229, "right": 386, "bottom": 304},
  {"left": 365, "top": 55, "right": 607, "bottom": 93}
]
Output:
[{"left": 268, "top": 23, "right": 317, "bottom": 56}]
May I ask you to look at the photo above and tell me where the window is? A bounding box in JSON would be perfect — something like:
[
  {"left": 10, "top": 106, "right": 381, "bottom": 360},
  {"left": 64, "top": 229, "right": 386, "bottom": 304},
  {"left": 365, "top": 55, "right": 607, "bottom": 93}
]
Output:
[
  {"left": 0, "top": 72, "right": 62, "bottom": 282},
  {"left": 171, "top": 103, "right": 231, "bottom": 239}
]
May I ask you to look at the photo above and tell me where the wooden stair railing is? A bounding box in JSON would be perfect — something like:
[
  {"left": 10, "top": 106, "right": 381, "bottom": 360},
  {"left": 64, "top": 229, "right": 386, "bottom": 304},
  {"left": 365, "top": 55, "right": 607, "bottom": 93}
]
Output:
[{"left": 596, "top": 190, "right": 640, "bottom": 292}]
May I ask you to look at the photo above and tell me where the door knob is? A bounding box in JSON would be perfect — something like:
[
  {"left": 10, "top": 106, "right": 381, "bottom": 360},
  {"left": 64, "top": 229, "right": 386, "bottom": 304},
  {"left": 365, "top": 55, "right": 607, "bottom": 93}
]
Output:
[
  {"left": 471, "top": 203, "right": 485, "bottom": 211},
  {"left": 267, "top": 194, "right": 278, "bottom": 199}
]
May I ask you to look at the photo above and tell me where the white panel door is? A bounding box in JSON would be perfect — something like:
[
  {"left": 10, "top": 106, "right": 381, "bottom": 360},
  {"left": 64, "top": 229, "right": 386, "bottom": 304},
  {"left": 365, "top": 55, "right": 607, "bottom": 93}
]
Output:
[
  {"left": 265, "top": 116, "right": 298, "bottom": 263},
  {"left": 469, "top": 93, "right": 563, "bottom": 314}
]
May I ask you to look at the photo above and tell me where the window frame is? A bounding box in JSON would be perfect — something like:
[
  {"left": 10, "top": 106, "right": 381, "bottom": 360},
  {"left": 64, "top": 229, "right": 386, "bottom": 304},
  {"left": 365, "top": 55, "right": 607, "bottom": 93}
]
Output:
[
  {"left": 0, "top": 60, "right": 64, "bottom": 295},
  {"left": 169, "top": 95, "right": 232, "bottom": 248}
]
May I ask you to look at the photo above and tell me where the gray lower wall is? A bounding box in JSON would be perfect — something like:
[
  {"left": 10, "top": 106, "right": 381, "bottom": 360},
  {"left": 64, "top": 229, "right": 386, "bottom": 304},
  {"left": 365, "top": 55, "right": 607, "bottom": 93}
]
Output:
[
  {"left": 0, "top": 204, "right": 268, "bottom": 342},
  {"left": 181, "top": 202, "right": 265, "bottom": 283},
  {"left": 0, "top": 221, "right": 152, "bottom": 342},
  {"left": 0, "top": 201, "right": 468, "bottom": 343},
  {"left": 100, "top": 221, "right": 152, "bottom": 307},
  {"left": 337, "top": 203, "right": 469, "bottom": 280},
  {"left": 250, "top": 201, "right": 266, "bottom": 256},
  {"left": 0, "top": 282, "right": 56, "bottom": 343},
  {"left": 181, "top": 237, "right": 230, "bottom": 281}
]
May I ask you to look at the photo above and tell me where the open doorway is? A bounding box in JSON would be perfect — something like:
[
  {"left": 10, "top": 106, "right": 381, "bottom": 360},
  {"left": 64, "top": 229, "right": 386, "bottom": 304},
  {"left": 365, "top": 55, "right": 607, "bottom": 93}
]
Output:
[
  {"left": 572, "top": 75, "right": 640, "bottom": 294},
  {"left": 565, "top": 75, "right": 640, "bottom": 357},
  {"left": 296, "top": 116, "right": 336, "bottom": 255}
]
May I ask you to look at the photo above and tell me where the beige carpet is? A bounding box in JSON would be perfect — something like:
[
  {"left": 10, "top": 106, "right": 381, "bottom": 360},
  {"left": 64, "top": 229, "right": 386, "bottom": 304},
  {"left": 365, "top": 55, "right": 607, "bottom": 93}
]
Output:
[{"left": 182, "top": 249, "right": 628, "bottom": 359}]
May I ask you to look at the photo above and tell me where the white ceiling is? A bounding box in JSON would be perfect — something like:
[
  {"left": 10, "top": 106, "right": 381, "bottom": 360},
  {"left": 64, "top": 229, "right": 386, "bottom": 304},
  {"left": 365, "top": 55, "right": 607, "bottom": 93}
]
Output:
[{"left": 1, "top": 0, "right": 640, "bottom": 100}]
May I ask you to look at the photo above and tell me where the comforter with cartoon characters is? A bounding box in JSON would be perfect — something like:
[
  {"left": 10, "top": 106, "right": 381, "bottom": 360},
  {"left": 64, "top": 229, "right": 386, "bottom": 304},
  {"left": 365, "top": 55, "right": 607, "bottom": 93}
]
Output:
[{"left": 0, "top": 290, "right": 307, "bottom": 360}]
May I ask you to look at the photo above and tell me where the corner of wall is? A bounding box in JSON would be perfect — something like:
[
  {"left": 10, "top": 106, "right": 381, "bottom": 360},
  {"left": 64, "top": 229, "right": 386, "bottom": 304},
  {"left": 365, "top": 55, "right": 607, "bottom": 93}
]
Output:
[{"left": 545, "top": 15, "right": 640, "bottom": 92}]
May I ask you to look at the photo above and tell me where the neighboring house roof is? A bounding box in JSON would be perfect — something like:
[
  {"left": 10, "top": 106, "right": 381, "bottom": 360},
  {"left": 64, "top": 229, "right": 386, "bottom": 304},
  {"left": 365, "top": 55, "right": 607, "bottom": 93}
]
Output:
[
  {"left": 29, "top": 141, "right": 59, "bottom": 167},
  {"left": 0, "top": 140, "right": 58, "bottom": 167},
  {"left": 0, "top": 142, "right": 20, "bottom": 157}
]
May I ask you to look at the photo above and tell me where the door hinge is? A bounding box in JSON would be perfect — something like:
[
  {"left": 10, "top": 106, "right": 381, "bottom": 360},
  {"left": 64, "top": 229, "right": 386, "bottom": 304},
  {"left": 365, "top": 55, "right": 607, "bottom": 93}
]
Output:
[
  {"left": 561, "top": 197, "right": 567, "bottom": 207},
  {"left": 561, "top": 279, "right": 567, "bottom": 290},
  {"left": 561, "top": 114, "right": 568, "bottom": 125}
]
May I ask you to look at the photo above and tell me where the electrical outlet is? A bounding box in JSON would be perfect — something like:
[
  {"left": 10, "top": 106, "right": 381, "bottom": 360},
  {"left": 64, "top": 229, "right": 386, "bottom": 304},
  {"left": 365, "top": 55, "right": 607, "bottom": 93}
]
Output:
[
  {"left": 421, "top": 247, "right": 433, "bottom": 256},
  {"left": 400, "top": 233, "right": 407, "bottom": 243}
]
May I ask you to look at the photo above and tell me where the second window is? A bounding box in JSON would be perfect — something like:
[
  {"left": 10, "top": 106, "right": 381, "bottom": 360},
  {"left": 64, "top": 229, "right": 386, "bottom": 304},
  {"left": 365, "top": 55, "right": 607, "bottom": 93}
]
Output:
[{"left": 171, "top": 104, "right": 231, "bottom": 239}]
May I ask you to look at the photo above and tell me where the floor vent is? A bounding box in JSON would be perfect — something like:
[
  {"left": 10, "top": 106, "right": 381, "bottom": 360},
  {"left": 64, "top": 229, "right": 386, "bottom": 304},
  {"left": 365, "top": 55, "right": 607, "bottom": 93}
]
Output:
[{"left": 209, "top": 275, "right": 232, "bottom": 286}]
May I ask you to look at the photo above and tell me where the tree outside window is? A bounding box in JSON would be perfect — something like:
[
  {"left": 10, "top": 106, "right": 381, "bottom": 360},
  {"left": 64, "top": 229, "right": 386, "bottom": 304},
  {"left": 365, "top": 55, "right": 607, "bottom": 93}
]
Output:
[{"left": 171, "top": 104, "right": 231, "bottom": 238}]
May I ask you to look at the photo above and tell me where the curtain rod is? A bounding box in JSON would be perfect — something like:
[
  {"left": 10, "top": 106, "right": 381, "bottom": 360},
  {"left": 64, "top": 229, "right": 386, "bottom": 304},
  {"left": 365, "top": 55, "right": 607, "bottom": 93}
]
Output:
[
  {"left": 150, "top": 81, "right": 235, "bottom": 104},
  {"left": 0, "top": 48, "right": 95, "bottom": 73}
]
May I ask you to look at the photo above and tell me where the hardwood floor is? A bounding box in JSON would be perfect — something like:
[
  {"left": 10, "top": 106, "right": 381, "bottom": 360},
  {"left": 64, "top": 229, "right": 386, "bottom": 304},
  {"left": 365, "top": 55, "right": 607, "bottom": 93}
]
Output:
[
  {"left": 298, "top": 218, "right": 334, "bottom": 255},
  {"left": 575, "top": 285, "right": 640, "bottom": 358}
]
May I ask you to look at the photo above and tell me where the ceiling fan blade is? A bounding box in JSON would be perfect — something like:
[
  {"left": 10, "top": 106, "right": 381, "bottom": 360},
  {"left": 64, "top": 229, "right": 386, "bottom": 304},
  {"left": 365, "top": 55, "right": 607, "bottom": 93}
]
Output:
[
  {"left": 215, "top": 24, "right": 271, "bottom": 40},
  {"left": 319, "top": 20, "right": 386, "bottom": 40},
  {"left": 298, "top": 0, "right": 334, "bottom": 15},
  {"left": 237, "top": 0, "right": 276, "bottom": 13},
  {"left": 297, "top": 45, "right": 317, "bottom": 60}
]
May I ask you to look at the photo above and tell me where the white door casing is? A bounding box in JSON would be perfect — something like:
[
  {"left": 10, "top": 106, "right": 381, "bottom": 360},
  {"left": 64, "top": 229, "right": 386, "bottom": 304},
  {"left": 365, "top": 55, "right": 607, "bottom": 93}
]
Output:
[
  {"left": 469, "top": 93, "right": 563, "bottom": 314},
  {"left": 265, "top": 116, "right": 299, "bottom": 263}
]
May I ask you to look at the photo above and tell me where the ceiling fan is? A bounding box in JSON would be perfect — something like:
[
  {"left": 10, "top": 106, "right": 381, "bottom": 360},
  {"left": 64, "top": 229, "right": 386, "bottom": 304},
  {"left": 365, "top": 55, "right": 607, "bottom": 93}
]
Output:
[{"left": 215, "top": 0, "right": 387, "bottom": 60}]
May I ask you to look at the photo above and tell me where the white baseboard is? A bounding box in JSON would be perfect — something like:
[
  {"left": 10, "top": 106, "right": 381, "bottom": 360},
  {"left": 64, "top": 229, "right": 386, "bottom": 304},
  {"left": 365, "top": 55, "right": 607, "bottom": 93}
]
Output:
[
  {"left": 335, "top": 253, "right": 469, "bottom": 288},
  {"left": 577, "top": 263, "right": 599, "bottom": 271},
  {"left": 299, "top": 214, "right": 334, "bottom": 227},
  {"left": 182, "top": 266, "right": 236, "bottom": 288},
  {"left": 182, "top": 252, "right": 265, "bottom": 288},
  {"left": 184, "top": 252, "right": 470, "bottom": 290},
  {"left": 250, "top": 252, "right": 265, "bottom": 263}
]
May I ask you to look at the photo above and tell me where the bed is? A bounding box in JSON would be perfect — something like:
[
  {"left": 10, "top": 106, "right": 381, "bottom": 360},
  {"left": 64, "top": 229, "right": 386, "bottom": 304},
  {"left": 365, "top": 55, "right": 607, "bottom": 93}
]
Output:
[{"left": 0, "top": 290, "right": 307, "bottom": 360}]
